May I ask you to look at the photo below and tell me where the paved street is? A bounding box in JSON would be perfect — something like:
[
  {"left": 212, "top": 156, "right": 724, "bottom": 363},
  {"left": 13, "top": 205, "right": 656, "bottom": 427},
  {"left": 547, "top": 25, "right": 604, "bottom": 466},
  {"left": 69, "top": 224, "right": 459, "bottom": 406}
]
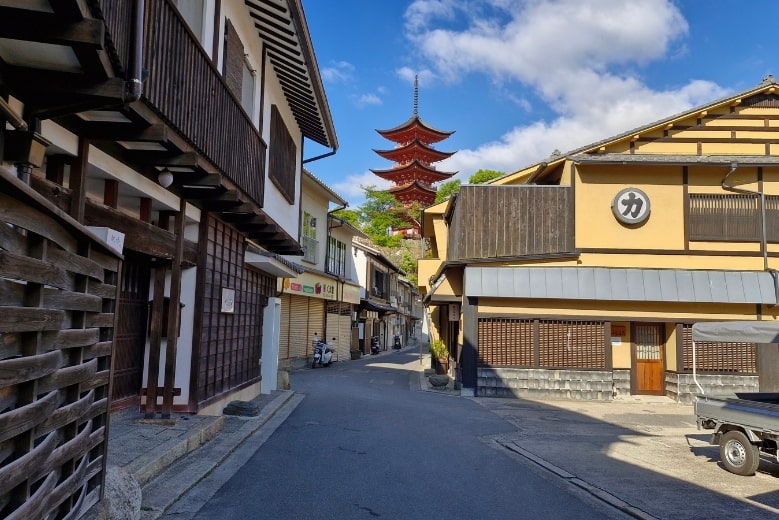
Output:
[{"left": 165, "top": 348, "right": 626, "bottom": 519}]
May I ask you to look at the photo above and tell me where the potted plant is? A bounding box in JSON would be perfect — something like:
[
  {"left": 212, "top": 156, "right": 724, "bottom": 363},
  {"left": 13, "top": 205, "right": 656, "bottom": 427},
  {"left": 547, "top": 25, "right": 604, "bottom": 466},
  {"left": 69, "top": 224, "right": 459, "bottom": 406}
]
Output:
[{"left": 429, "top": 339, "right": 449, "bottom": 375}]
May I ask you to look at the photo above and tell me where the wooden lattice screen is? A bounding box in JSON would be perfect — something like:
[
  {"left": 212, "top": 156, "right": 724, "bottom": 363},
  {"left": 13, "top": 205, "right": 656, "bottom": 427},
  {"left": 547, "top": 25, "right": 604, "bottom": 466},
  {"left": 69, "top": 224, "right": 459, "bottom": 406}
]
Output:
[
  {"left": 477, "top": 318, "right": 533, "bottom": 366},
  {"left": 539, "top": 321, "right": 606, "bottom": 369},
  {"left": 0, "top": 169, "right": 121, "bottom": 518},
  {"left": 681, "top": 325, "right": 756, "bottom": 373},
  {"left": 478, "top": 318, "right": 605, "bottom": 368}
]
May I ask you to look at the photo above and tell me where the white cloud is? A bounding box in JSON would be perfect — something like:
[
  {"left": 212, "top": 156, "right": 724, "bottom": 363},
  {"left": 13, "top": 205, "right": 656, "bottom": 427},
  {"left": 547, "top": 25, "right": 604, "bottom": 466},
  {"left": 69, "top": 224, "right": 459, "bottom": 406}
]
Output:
[
  {"left": 331, "top": 171, "right": 393, "bottom": 206},
  {"left": 353, "top": 93, "right": 382, "bottom": 107},
  {"left": 405, "top": 0, "right": 729, "bottom": 175},
  {"left": 321, "top": 61, "right": 354, "bottom": 83}
]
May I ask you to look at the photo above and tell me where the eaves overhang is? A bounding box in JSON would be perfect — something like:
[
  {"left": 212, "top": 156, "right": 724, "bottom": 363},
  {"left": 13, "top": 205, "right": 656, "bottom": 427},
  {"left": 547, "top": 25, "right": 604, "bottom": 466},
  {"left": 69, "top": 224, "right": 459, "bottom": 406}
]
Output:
[
  {"left": 465, "top": 266, "right": 778, "bottom": 305},
  {"left": 572, "top": 153, "right": 779, "bottom": 167},
  {"left": 245, "top": 249, "right": 304, "bottom": 277},
  {"left": 245, "top": 0, "right": 337, "bottom": 150}
]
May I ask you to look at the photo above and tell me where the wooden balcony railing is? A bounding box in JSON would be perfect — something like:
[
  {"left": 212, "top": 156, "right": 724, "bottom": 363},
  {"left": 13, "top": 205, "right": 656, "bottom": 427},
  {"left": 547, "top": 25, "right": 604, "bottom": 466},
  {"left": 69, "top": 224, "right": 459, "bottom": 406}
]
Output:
[
  {"left": 99, "top": 0, "right": 266, "bottom": 206},
  {"left": 448, "top": 185, "right": 575, "bottom": 261}
]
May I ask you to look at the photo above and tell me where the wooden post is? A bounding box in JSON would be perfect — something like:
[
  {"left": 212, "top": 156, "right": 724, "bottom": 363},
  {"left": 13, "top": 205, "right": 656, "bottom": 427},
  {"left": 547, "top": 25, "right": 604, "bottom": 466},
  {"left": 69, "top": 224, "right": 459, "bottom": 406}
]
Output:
[
  {"left": 103, "top": 179, "right": 119, "bottom": 208},
  {"left": 69, "top": 137, "right": 89, "bottom": 222},
  {"left": 145, "top": 211, "right": 171, "bottom": 418},
  {"left": 162, "top": 197, "right": 186, "bottom": 418}
]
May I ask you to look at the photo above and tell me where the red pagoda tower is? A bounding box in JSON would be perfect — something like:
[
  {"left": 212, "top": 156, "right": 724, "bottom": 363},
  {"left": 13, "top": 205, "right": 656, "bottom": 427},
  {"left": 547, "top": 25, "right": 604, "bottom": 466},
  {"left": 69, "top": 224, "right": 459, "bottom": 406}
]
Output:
[{"left": 371, "top": 77, "right": 457, "bottom": 211}]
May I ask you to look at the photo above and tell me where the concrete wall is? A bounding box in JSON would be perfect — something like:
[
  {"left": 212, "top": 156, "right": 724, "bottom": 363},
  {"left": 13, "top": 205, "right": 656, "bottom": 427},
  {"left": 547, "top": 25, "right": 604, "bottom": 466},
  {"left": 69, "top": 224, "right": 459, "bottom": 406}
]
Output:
[
  {"left": 667, "top": 373, "right": 759, "bottom": 404},
  {"left": 476, "top": 367, "right": 614, "bottom": 400}
]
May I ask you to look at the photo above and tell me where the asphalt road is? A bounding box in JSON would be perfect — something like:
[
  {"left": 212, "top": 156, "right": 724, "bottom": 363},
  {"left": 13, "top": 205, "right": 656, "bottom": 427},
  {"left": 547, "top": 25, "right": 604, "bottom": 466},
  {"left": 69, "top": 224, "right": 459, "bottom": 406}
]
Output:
[{"left": 180, "top": 349, "right": 631, "bottom": 519}]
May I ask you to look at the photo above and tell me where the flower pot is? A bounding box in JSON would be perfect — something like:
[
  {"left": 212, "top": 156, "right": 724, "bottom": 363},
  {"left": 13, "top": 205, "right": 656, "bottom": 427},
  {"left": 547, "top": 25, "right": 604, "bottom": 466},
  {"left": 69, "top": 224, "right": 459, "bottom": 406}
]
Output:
[{"left": 350, "top": 350, "right": 362, "bottom": 360}]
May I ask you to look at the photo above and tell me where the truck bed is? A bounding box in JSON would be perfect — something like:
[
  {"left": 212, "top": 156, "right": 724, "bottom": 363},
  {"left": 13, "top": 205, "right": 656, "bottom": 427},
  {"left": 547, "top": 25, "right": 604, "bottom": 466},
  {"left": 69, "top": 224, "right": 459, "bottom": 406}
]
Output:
[{"left": 695, "top": 393, "right": 779, "bottom": 435}]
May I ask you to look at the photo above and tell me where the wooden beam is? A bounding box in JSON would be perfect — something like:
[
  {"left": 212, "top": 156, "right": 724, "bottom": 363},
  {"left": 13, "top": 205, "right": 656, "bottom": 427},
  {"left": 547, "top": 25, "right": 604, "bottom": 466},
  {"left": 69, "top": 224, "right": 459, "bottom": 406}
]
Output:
[
  {"left": 178, "top": 173, "right": 222, "bottom": 188},
  {"left": 82, "top": 124, "right": 168, "bottom": 143},
  {"left": 0, "top": 8, "right": 105, "bottom": 49}
]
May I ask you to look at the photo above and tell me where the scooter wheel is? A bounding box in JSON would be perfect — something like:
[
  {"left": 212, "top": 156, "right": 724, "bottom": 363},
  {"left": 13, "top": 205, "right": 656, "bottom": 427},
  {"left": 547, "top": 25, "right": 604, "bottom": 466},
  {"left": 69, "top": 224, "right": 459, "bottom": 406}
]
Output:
[{"left": 312, "top": 362, "right": 316, "bottom": 369}]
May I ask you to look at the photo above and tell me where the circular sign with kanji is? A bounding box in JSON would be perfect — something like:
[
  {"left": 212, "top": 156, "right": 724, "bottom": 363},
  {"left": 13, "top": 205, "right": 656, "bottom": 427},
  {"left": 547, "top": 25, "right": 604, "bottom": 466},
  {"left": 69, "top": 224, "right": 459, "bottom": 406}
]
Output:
[{"left": 611, "top": 187, "right": 650, "bottom": 225}]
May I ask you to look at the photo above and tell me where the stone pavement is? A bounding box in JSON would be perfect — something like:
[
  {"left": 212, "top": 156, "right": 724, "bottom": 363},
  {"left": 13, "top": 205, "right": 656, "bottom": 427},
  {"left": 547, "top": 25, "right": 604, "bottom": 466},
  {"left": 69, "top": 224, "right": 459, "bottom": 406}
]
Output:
[
  {"left": 83, "top": 390, "right": 296, "bottom": 519},
  {"left": 415, "top": 362, "right": 779, "bottom": 519},
  {"left": 87, "top": 346, "right": 779, "bottom": 520},
  {"left": 476, "top": 395, "right": 779, "bottom": 519}
]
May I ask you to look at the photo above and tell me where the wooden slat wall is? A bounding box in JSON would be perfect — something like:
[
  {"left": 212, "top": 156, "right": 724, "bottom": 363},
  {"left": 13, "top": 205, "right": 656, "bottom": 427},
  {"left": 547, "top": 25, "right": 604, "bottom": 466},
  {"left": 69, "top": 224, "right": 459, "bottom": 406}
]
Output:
[
  {"left": 99, "top": 0, "right": 267, "bottom": 206},
  {"left": 449, "top": 185, "right": 574, "bottom": 261},
  {"left": 681, "top": 325, "right": 756, "bottom": 373},
  {"left": 0, "top": 168, "right": 120, "bottom": 518},
  {"left": 688, "top": 193, "right": 760, "bottom": 242}
]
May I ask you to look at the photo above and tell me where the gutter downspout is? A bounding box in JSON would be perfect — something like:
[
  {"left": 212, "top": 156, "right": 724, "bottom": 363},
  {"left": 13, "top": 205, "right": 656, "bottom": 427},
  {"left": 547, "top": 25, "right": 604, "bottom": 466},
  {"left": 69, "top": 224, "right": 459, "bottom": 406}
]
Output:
[
  {"left": 125, "top": 0, "right": 145, "bottom": 103},
  {"left": 303, "top": 149, "right": 336, "bottom": 164},
  {"left": 692, "top": 339, "right": 704, "bottom": 395},
  {"left": 721, "top": 162, "right": 778, "bottom": 306}
]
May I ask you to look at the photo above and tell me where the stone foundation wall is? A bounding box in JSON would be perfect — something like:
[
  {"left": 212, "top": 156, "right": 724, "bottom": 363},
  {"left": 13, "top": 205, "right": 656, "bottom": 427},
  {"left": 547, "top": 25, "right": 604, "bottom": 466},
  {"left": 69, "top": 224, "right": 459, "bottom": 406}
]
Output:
[
  {"left": 476, "top": 367, "right": 614, "bottom": 400},
  {"left": 666, "top": 372, "right": 759, "bottom": 404},
  {"left": 612, "top": 369, "right": 631, "bottom": 398}
]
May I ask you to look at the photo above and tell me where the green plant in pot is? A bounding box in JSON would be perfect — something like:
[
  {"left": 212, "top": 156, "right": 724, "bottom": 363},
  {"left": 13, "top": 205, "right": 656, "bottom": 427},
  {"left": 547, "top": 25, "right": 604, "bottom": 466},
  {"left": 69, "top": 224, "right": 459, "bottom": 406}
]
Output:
[{"left": 429, "top": 339, "right": 448, "bottom": 374}]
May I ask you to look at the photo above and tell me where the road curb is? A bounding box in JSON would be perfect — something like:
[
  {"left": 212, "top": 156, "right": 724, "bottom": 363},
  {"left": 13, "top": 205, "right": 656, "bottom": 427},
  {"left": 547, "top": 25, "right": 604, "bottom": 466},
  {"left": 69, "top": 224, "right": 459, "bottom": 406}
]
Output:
[
  {"left": 500, "top": 441, "right": 658, "bottom": 520},
  {"left": 139, "top": 390, "right": 296, "bottom": 520}
]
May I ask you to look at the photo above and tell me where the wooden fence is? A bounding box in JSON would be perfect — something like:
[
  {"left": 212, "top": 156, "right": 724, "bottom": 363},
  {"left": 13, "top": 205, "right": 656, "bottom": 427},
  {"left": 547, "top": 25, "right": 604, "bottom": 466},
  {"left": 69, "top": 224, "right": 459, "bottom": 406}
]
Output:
[{"left": 0, "top": 167, "right": 120, "bottom": 518}]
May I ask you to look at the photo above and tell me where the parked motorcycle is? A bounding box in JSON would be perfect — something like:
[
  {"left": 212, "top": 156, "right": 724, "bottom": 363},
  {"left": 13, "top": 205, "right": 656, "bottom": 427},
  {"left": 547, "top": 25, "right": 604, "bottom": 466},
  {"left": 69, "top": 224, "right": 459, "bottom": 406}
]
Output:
[
  {"left": 392, "top": 334, "right": 401, "bottom": 349},
  {"left": 370, "top": 336, "right": 380, "bottom": 355},
  {"left": 312, "top": 337, "right": 335, "bottom": 368}
]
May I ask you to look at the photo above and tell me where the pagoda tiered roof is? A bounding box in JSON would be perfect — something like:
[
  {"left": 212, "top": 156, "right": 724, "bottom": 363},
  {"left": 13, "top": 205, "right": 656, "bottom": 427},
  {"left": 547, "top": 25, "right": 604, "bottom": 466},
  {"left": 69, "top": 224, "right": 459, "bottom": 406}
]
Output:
[
  {"left": 388, "top": 180, "right": 438, "bottom": 206},
  {"left": 370, "top": 159, "right": 457, "bottom": 185},
  {"left": 373, "top": 138, "right": 454, "bottom": 164},
  {"left": 376, "top": 114, "right": 454, "bottom": 145}
]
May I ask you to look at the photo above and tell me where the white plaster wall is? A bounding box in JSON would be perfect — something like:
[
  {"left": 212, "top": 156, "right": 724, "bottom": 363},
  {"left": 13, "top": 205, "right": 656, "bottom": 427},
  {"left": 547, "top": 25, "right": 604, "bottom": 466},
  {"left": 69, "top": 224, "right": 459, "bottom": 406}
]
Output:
[
  {"left": 331, "top": 226, "right": 361, "bottom": 285},
  {"left": 300, "top": 187, "right": 330, "bottom": 271}
]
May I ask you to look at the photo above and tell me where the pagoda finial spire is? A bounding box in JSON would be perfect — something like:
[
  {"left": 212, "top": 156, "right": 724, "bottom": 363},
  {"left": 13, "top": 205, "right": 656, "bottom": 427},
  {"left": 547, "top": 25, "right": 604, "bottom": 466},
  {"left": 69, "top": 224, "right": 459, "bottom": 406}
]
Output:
[{"left": 413, "top": 75, "right": 419, "bottom": 116}]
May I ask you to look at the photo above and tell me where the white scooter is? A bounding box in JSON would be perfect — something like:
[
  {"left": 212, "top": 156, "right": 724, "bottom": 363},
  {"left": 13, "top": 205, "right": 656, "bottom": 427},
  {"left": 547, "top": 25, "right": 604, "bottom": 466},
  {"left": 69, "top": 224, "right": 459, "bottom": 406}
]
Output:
[{"left": 312, "top": 337, "right": 335, "bottom": 368}]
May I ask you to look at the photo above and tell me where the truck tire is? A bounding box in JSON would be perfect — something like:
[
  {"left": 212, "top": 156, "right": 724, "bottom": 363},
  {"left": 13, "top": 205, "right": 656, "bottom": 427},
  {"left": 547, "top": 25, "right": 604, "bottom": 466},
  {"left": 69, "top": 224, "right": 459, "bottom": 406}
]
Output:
[{"left": 720, "top": 430, "right": 760, "bottom": 476}]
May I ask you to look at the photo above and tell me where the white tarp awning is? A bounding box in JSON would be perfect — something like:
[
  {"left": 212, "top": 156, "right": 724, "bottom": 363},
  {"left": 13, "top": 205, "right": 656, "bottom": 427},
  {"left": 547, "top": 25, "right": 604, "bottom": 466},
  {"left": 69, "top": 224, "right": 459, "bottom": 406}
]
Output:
[{"left": 692, "top": 321, "right": 779, "bottom": 344}]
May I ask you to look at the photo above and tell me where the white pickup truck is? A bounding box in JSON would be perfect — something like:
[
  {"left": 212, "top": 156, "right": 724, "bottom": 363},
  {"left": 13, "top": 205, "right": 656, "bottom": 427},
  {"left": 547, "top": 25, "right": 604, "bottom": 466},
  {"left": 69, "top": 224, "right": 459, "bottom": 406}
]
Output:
[{"left": 693, "top": 321, "right": 779, "bottom": 476}]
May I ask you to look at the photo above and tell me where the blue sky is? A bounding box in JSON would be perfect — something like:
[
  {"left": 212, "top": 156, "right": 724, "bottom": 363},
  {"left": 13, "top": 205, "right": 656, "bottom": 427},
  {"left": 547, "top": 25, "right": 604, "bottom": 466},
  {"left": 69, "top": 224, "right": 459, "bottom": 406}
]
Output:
[{"left": 302, "top": 1, "right": 779, "bottom": 208}]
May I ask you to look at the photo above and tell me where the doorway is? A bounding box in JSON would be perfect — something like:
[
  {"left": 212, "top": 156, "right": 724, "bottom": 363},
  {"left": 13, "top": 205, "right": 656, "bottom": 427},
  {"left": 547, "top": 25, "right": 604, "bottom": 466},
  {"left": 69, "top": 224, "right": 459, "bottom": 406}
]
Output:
[
  {"left": 112, "top": 251, "right": 151, "bottom": 410},
  {"left": 633, "top": 323, "right": 665, "bottom": 395}
]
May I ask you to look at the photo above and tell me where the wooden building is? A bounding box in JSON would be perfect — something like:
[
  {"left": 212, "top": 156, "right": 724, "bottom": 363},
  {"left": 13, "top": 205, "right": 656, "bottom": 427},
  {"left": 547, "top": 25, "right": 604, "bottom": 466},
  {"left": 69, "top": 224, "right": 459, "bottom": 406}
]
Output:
[
  {"left": 421, "top": 75, "right": 779, "bottom": 403},
  {"left": 0, "top": 0, "right": 336, "bottom": 425}
]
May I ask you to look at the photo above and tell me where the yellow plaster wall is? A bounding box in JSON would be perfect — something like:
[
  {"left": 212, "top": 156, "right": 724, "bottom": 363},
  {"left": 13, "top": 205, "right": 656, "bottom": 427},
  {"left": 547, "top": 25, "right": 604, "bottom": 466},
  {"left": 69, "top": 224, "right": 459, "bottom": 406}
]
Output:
[
  {"left": 701, "top": 142, "right": 766, "bottom": 155},
  {"left": 610, "top": 321, "right": 631, "bottom": 369},
  {"left": 433, "top": 218, "right": 448, "bottom": 258},
  {"left": 666, "top": 323, "right": 678, "bottom": 372},
  {"left": 477, "top": 298, "right": 772, "bottom": 322},
  {"left": 575, "top": 165, "right": 685, "bottom": 250},
  {"left": 417, "top": 259, "right": 439, "bottom": 292},
  {"left": 578, "top": 253, "right": 768, "bottom": 270}
]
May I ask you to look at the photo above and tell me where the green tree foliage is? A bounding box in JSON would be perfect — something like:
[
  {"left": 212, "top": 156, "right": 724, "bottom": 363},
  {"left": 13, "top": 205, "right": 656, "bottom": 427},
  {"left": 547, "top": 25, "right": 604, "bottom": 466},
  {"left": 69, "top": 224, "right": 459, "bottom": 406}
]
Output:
[
  {"left": 434, "top": 179, "right": 461, "bottom": 203},
  {"left": 331, "top": 208, "right": 360, "bottom": 228},
  {"left": 432, "top": 170, "right": 504, "bottom": 204},
  {"left": 469, "top": 169, "right": 504, "bottom": 184}
]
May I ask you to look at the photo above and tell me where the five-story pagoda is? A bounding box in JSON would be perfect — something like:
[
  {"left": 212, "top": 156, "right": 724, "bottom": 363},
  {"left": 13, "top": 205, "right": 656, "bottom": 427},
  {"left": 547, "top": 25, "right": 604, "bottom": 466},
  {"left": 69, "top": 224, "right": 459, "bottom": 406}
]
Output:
[{"left": 371, "top": 78, "right": 457, "bottom": 215}]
